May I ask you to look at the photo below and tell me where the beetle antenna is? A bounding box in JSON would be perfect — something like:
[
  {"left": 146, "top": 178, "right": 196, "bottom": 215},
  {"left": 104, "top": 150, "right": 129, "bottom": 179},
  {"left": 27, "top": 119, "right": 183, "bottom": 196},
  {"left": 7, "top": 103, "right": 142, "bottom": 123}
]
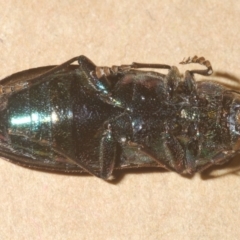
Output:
[{"left": 179, "top": 55, "right": 213, "bottom": 76}]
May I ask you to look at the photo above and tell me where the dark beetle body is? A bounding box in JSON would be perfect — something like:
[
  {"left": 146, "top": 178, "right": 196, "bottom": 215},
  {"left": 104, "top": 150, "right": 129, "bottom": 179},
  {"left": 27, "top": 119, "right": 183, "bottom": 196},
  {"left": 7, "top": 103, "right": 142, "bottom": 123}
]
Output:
[{"left": 0, "top": 55, "right": 239, "bottom": 180}]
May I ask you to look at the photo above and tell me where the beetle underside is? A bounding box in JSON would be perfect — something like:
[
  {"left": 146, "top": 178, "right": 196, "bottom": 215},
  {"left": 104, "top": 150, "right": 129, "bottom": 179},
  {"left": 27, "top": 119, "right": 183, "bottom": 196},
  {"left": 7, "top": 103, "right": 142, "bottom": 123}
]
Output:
[{"left": 0, "top": 55, "right": 239, "bottom": 180}]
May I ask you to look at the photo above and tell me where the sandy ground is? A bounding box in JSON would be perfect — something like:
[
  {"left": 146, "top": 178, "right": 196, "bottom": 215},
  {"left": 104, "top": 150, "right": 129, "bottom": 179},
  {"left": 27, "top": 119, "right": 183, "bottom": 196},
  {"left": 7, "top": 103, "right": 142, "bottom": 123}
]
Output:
[{"left": 0, "top": 1, "right": 240, "bottom": 239}]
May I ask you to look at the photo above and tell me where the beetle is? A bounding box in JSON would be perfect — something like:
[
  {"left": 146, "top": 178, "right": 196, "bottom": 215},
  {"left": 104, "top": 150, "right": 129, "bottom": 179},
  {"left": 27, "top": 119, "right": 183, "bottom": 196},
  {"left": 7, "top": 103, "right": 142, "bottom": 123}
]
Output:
[{"left": 0, "top": 55, "right": 239, "bottom": 180}]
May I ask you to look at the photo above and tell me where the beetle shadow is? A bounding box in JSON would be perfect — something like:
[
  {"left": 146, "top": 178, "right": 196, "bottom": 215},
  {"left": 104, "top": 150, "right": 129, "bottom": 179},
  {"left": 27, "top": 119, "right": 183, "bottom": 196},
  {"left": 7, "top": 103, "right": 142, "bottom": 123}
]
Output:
[
  {"left": 44, "top": 166, "right": 169, "bottom": 184},
  {"left": 200, "top": 154, "right": 240, "bottom": 180},
  {"left": 110, "top": 167, "right": 170, "bottom": 184},
  {"left": 110, "top": 155, "right": 240, "bottom": 184},
  {"left": 43, "top": 156, "right": 240, "bottom": 183}
]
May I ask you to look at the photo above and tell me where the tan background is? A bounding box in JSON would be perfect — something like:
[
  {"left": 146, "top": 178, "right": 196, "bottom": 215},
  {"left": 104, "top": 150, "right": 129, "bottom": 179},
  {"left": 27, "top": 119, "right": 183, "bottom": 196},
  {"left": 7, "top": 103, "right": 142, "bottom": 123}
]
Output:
[{"left": 0, "top": 1, "right": 240, "bottom": 239}]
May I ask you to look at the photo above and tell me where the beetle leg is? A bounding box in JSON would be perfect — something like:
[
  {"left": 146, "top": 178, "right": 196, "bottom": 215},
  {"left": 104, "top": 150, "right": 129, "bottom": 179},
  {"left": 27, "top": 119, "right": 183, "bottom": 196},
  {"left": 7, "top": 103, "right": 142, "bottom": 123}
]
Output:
[
  {"left": 77, "top": 55, "right": 113, "bottom": 95},
  {"left": 121, "top": 124, "right": 185, "bottom": 173},
  {"left": 158, "top": 132, "right": 186, "bottom": 173},
  {"left": 179, "top": 56, "right": 213, "bottom": 76},
  {"left": 130, "top": 62, "right": 171, "bottom": 70},
  {"left": 183, "top": 70, "right": 197, "bottom": 93},
  {"left": 185, "top": 150, "right": 236, "bottom": 174},
  {"left": 98, "top": 127, "right": 117, "bottom": 180},
  {"left": 94, "top": 62, "right": 172, "bottom": 78},
  {"left": 78, "top": 55, "right": 97, "bottom": 72},
  {"left": 77, "top": 55, "right": 119, "bottom": 78},
  {"left": 121, "top": 141, "right": 173, "bottom": 171},
  {"left": 27, "top": 56, "right": 82, "bottom": 83},
  {"left": 51, "top": 147, "right": 99, "bottom": 175},
  {"left": 112, "top": 62, "right": 171, "bottom": 74}
]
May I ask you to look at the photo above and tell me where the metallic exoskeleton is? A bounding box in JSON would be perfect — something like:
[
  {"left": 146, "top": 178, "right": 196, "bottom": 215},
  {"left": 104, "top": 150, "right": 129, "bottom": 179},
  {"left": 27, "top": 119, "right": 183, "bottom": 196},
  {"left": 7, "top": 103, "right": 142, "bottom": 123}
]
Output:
[{"left": 0, "top": 55, "right": 239, "bottom": 180}]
